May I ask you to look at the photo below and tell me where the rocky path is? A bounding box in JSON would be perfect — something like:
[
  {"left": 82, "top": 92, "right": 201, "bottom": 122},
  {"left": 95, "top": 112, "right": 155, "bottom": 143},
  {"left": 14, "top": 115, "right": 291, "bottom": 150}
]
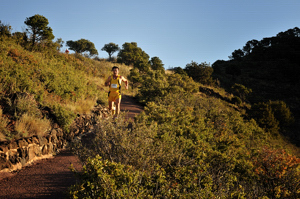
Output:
[
  {"left": 0, "top": 95, "right": 144, "bottom": 199},
  {"left": 120, "top": 95, "right": 144, "bottom": 119}
]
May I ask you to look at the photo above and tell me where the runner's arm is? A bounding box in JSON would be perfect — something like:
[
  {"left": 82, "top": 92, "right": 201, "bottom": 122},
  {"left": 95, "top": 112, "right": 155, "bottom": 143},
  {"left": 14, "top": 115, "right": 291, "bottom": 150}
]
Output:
[
  {"left": 104, "top": 76, "right": 111, "bottom": 86},
  {"left": 121, "top": 76, "right": 128, "bottom": 89}
]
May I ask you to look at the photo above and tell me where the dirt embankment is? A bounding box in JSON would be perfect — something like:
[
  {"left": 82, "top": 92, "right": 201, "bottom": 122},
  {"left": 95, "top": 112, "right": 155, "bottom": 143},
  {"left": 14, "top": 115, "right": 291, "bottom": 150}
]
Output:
[{"left": 0, "top": 95, "right": 143, "bottom": 199}]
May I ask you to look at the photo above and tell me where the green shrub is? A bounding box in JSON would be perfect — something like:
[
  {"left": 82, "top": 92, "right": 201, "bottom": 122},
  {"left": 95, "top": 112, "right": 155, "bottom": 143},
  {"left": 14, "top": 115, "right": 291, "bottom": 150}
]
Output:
[
  {"left": 0, "top": 21, "right": 12, "bottom": 37},
  {"left": 184, "top": 61, "right": 215, "bottom": 85},
  {"left": 137, "top": 72, "right": 198, "bottom": 104},
  {"left": 137, "top": 70, "right": 169, "bottom": 103},
  {"left": 231, "top": 83, "right": 252, "bottom": 102},
  {"left": 249, "top": 100, "right": 294, "bottom": 135},
  {"left": 249, "top": 102, "right": 280, "bottom": 135},
  {"left": 269, "top": 100, "right": 294, "bottom": 127},
  {"left": 232, "top": 96, "right": 242, "bottom": 105},
  {"left": 51, "top": 104, "right": 76, "bottom": 132},
  {"left": 128, "top": 67, "right": 143, "bottom": 89},
  {"left": 68, "top": 155, "right": 169, "bottom": 198},
  {"left": 167, "top": 73, "right": 199, "bottom": 94},
  {"left": 173, "top": 66, "right": 188, "bottom": 76}
]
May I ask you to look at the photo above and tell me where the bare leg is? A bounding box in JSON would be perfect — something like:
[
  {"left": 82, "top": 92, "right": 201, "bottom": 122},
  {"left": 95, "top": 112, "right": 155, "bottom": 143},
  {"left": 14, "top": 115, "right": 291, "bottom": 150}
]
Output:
[
  {"left": 108, "top": 101, "right": 114, "bottom": 115},
  {"left": 115, "top": 98, "right": 121, "bottom": 116}
]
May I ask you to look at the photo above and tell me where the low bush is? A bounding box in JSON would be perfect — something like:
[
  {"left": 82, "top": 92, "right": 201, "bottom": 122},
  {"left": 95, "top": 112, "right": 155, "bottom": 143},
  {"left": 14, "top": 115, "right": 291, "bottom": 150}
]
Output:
[
  {"left": 248, "top": 100, "right": 294, "bottom": 135},
  {"left": 69, "top": 155, "right": 168, "bottom": 198},
  {"left": 252, "top": 146, "right": 300, "bottom": 198},
  {"left": 231, "top": 83, "right": 252, "bottom": 102},
  {"left": 184, "top": 61, "right": 215, "bottom": 86},
  {"left": 137, "top": 70, "right": 169, "bottom": 103},
  {"left": 50, "top": 104, "right": 76, "bottom": 132},
  {"left": 232, "top": 96, "right": 242, "bottom": 105},
  {"left": 269, "top": 100, "right": 294, "bottom": 127},
  {"left": 137, "top": 71, "right": 198, "bottom": 104}
]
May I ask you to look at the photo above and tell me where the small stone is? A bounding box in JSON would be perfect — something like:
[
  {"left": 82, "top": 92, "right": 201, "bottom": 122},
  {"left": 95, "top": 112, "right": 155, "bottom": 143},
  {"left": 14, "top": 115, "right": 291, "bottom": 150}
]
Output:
[
  {"left": 51, "top": 129, "right": 57, "bottom": 136},
  {"left": 46, "top": 135, "right": 52, "bottom": 143},
  {"left": 28, "top": 146, "right": 36, "bottom": 161},
  {"left": 8, "top": 141, "right": 18, "bottom": 150},
  {"left": 32, "top": 137, "right": 39, "bottom": 144},
  {"left": 42, "top": 145, "right": 48, "bottom": 155},
  {"left": 9, "top": 150, "right": 20, "bottom": 164},
  {"left": 17, "top": 139, "right": 29, "bottom": 148},
  {"left": 0, "top": 145, "right": 8, "bottom": 153},
  {"left": 0, "top": 156, "right": 12, "bottom": 170}
]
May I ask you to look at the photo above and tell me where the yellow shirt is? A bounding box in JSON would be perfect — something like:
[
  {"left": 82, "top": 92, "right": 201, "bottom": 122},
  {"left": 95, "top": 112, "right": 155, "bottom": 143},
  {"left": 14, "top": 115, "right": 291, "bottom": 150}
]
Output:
[{"left": 109, "top": 75, "right": 121, "bottom": 93}]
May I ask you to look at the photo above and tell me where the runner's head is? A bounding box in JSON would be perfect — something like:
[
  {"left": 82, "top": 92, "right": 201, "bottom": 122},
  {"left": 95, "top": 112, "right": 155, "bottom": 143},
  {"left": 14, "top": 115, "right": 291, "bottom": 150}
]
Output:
[
  {"left": 112, "top": 66, "right": 119, "bottom": 71},
  {"left": 112, "top": 66, "right": 119, "bottom": 75}
]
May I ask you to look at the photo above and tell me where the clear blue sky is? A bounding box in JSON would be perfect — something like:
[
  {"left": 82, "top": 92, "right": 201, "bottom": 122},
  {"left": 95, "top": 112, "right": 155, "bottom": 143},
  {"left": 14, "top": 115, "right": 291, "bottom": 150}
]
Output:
[{"left": 1, "top": 0, "right": 300, "bottom": 69}]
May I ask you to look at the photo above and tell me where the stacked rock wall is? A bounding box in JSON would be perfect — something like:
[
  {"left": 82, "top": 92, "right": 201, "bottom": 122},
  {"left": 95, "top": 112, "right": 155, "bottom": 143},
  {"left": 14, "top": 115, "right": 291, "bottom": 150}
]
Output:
[
  {"left": 0, "top": 125, "right": 66, "bottom": 172},
  {"left": 0, "top": 105, "right": 110, "bottom": 173}
]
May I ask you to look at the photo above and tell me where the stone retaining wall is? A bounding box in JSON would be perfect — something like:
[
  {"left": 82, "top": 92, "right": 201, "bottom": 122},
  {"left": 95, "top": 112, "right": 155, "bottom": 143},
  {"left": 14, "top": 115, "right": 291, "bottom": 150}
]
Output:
[
  {"left": 0, "top": 105, "right": 110, "bottom": 173},
  {"left": 0, "top": 126, "right": 66, "bottom": 172}
]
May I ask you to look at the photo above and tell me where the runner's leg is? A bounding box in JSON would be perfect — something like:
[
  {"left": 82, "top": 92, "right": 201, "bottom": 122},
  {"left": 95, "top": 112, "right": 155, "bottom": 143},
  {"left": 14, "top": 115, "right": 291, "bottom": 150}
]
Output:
[
  {"left": 115, "top": 98, "right": 121, "bottom": 116},
  {"left": 108, "top": 91, "right": 113, "bottom": 112},
  {"left": 108, "top": 100, "right": 113, "bottom": 113},
  {"left": 112, "top": 101, "right": 116, "bottom": 115}
]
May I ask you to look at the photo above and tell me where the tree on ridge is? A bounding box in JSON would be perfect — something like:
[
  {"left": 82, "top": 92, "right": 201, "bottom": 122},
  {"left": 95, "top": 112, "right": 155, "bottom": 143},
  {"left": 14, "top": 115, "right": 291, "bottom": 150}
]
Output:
[
  {"left": 24, "top": 14, "right": 54, "bottom": 47},
  {"left": 66, "top": 39, "right": 98, "bottom": 57},
  {"left": 101, "top": 42, "right": 120, "bottom": 61}
]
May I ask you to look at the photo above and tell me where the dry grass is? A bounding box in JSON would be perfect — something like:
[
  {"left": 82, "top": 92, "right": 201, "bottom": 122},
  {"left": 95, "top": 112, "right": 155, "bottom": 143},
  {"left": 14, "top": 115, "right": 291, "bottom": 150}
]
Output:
[
  {"left": 15, "top": 94, "right": 41, "bottom": 117},
  {"left": 165, "top": 69, "right": 174, "bottom": 74},
  {"left": 15, "top": 114, "right": 51, "bottom": 138},
  {"left": 86, "top": 75, "right": 105, "bottom": 92},
  {"left": 65, "top": 98, "right": 97, "bottom": 115},
  {"left": 0, "top": 132, "right": 6, "bottom": 141},
  {"left": 0, "top": 108, "right": 4, "bottom": 118},
  {"left": 93, "top": 60, "right": 132, "bottom": 80}
]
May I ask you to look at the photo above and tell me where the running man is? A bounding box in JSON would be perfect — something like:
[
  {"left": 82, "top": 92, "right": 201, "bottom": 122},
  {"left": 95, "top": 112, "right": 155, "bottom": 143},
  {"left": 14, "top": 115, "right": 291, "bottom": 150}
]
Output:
[{"left": 105, "top": 66, "right": 128, "bottom": 117}]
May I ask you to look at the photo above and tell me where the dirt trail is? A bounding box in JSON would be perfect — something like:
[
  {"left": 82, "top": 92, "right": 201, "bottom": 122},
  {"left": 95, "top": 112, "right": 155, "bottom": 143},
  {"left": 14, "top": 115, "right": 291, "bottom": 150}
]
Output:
[
  {"left": 0, "top": 95, "right": 143, "bottom": 199},
  {"left": 120, "top": 95, "right": 144, "bottom": 119}
]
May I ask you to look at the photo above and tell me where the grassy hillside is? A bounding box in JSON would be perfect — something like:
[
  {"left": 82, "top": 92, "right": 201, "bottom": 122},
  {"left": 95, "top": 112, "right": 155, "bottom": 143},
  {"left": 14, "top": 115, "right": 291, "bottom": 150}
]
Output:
[{"left": 0, "top": 35, "right": 131, "bottom": 141}]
